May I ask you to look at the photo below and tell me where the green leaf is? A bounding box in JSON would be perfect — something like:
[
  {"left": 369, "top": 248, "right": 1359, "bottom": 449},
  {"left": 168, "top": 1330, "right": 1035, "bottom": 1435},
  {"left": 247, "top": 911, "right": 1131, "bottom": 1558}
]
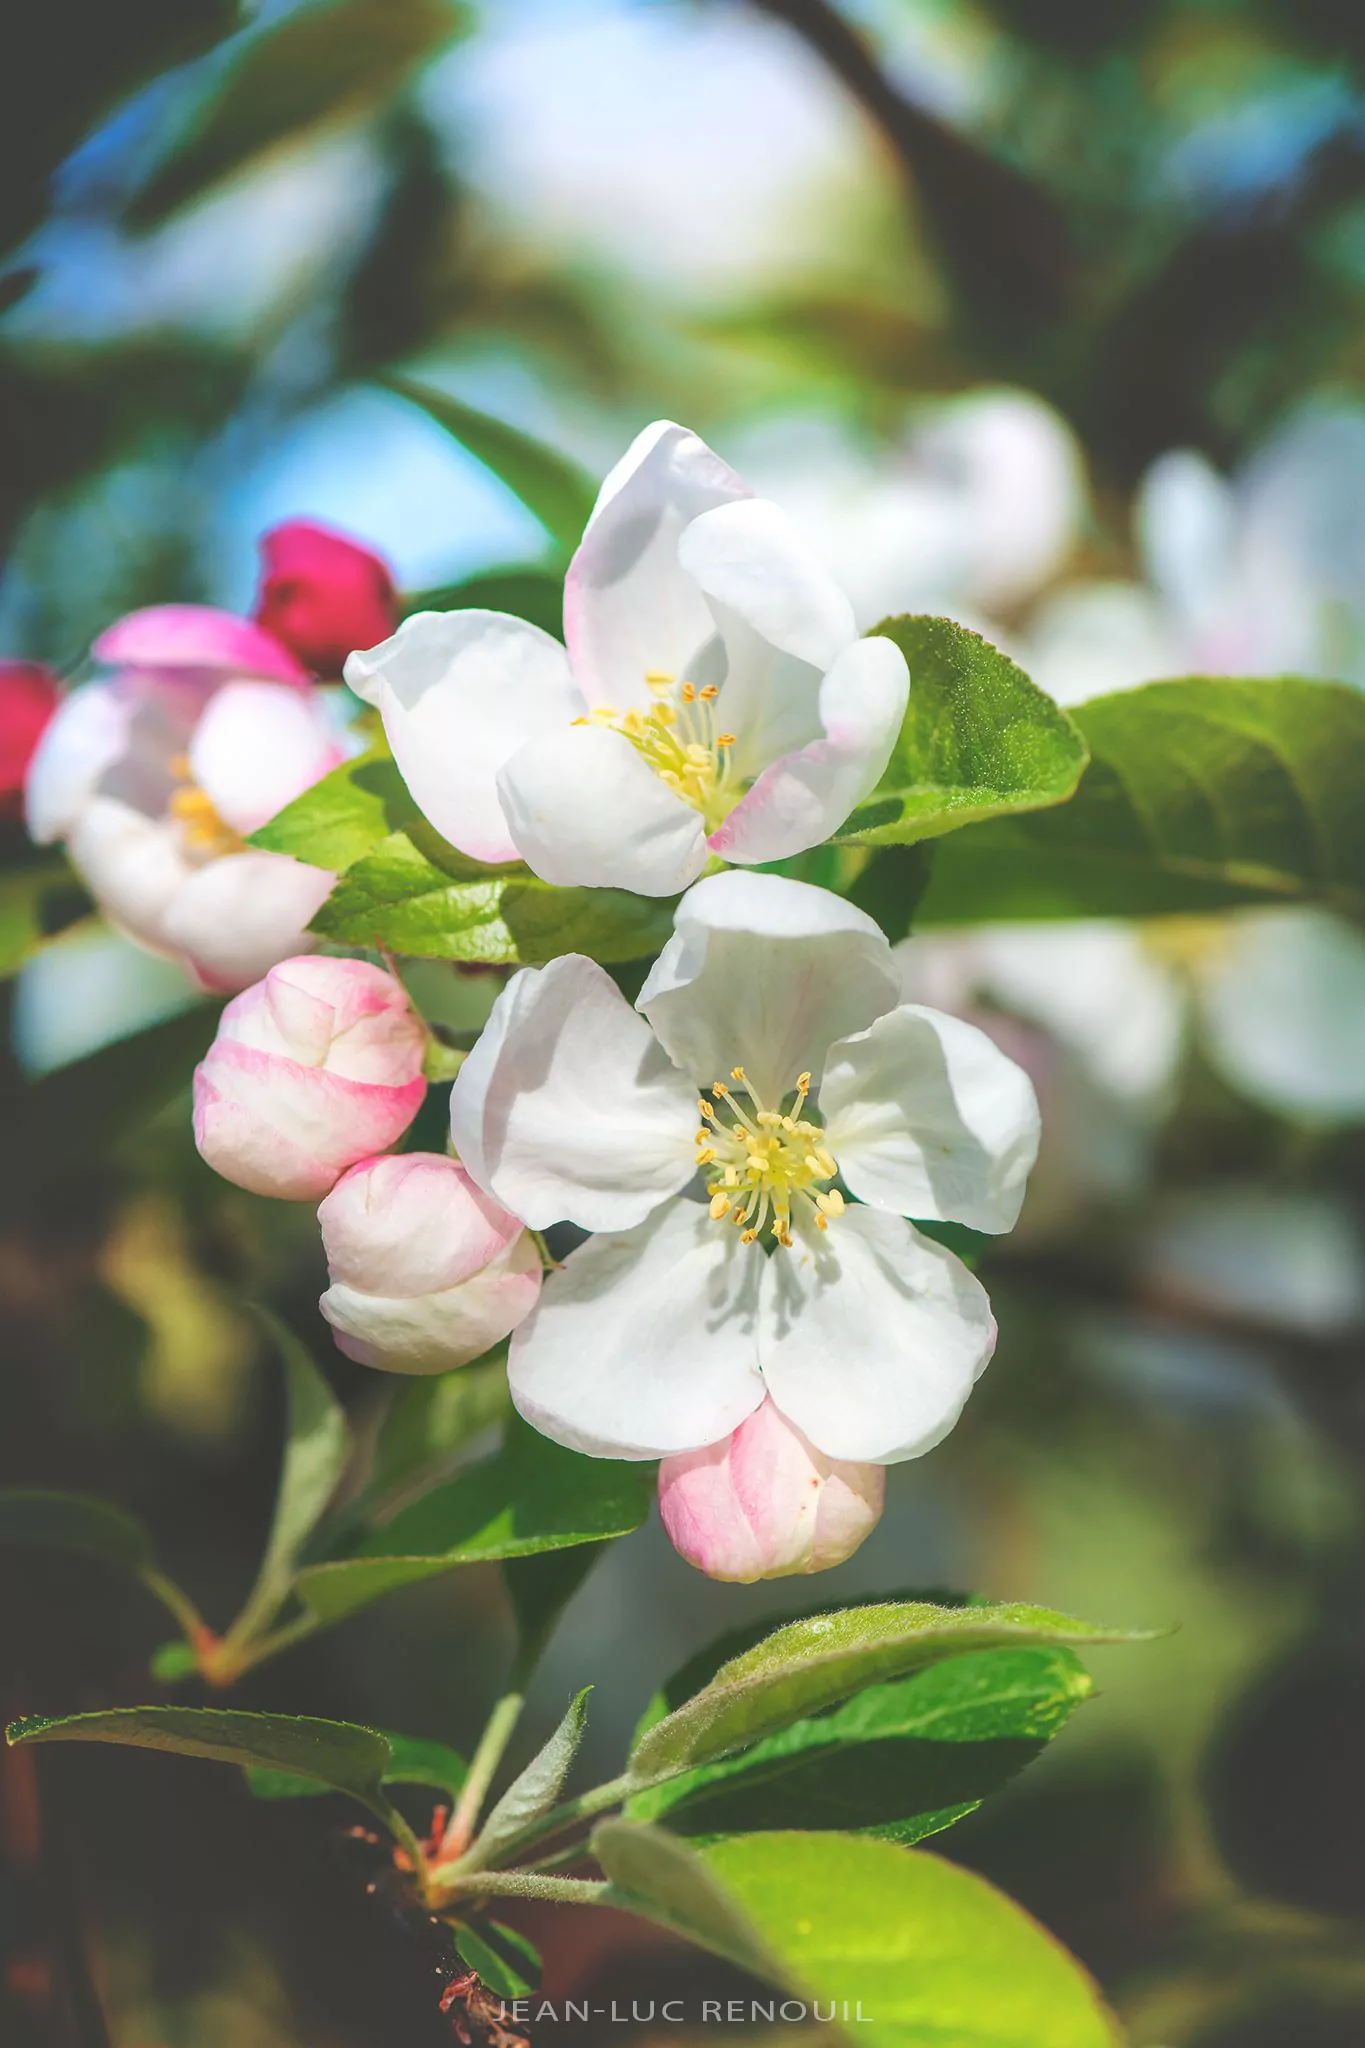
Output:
[
  {"left": 7, "top": 1708, "right": 396, "bottom": 1822},
  {"left": 836, "top": 618, "right": 1088, "bottom": 848},
  {"left": 592, "top": 1820, "right": 777, "bottom": 1980},
  {"left": 404, "top": 566, "right": 564, "bottom": 638},
  {"left": 129, "top": 0, "right": 468, "bottom": 228},
  {"left": 597, "top": 1825, "right": 1123, "bottom": 2046},
  {"left": 248, "top": 752, "right": 422, "bottom": 872},
  {"left": 383, "top": 378, "right": 594, "bottom": 554},
  {"left": 0, "top": 1488, "right": 153, "bottom": 1571},
  {"left": 227, "top": 1312, "right": 350, "bottom": 1641},
  {"left": 473, "top": 1689, "right": 591, "bottom": 1866},
  {"left": 0, "top": 861, "right": 92, "bottom": 977},
  {"left": 296, "top": 1423, "right": 652, "bottom": 1625},
  {"left": 245, "top": 1729, "right": 466, "bottom": 1802},
  {"left": 627, "top": 1601, "right": 1152, "bottom": 1790},
  {"left": 357, "top": 1350, "right": 512, "bottom": 1523},
  {"left": 917, "top": 676, "right": 1365, "bottom": 924},
  {"left": 308, "top": 828, "right": 674, "bottom": 966},
  {"left": 627, "top": 1645, "right": 1091, "bottom": 1843},
  {"left": 453, "top": 1922, "right": 541, "bottom": 2000}
]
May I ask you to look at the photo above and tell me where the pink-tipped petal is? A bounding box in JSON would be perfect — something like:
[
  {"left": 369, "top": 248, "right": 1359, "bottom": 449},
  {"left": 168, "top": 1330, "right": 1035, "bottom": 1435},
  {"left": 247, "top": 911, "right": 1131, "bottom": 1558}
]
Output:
[
  {"left": 94, "top": 605, "right": 309, "bottom": 686},
  {"left": 321, "top": 1231, "right": 542, "bottom": 1375},
  {"left": 193, "top": 955, "right": 427, "bottom": 1197},
  {"left": 658, "top": 1396, "right": 884, "bottom": 1583},
  {"left": 319, "top": 1153, "right": 525, "bottom": 1296}
]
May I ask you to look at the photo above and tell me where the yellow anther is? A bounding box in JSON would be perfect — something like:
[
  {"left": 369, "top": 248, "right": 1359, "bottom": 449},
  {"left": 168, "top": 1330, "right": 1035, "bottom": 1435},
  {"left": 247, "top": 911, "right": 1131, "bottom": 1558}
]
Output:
[
  {"left": 594, "top": 672, "right": 743, "bottom": 828},
  {"left": 571, "top": 715, "right": 589, "bottom": 726},
  {"left": 692, "top": 1057, "right": 846, "bottom": 1248},
  {"left": 169, "top": 784, "right": 243, "bottom": 857},
  {"left": 796, "top": 1072, "right": 812, "bottom": 1092}
]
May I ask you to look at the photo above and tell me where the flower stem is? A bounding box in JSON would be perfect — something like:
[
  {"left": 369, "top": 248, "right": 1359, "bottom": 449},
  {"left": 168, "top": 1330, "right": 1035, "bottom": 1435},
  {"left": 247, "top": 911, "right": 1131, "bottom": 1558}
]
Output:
[{"left": 436, "top": 1870, "right": 609, "bottom": 1907}]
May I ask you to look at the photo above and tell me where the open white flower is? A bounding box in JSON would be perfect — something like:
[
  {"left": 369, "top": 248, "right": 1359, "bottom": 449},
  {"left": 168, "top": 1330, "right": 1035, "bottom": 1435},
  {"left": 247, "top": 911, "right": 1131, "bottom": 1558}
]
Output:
[
  {"left": 449, "top": 871, "right": 1038, "bottom": 1464},
  {"left": 344, "top": 422, "right": 909, "bottom": 897}
]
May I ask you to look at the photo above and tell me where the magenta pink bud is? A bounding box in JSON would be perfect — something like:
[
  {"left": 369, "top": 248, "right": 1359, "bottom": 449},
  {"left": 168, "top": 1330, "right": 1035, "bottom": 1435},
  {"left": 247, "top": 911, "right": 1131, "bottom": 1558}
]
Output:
[
  {"left": 0, "top": 661, "right": 59, "bottom": 815},
  {"left": 317, "top": 1153, "right": 541, "bottom": 1373},
  {"left": 93, "top": 604, "right": 310, "bottom": 685},
  {"left": 192, "top": 956, "right": 426, "bottom": 1200},
  {"left": 658, "top": 1397, "right": 885, "bottom": 1584},
  {"left": 253, "top": 520, "right": 397, "bottom": 678}
]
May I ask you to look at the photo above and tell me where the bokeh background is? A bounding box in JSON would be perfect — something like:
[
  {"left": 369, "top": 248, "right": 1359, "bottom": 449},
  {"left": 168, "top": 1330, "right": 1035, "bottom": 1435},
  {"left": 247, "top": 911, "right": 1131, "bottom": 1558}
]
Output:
[{"left": 5, "top": 2, "right": 1365, "bottom": 2043}]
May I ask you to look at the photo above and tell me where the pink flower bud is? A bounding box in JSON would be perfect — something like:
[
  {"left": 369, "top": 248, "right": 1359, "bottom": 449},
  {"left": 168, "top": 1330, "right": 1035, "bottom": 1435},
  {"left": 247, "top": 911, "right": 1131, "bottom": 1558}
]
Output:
[
  {"left": 318, "top": 1152, "right": 541, "bottom": 1374},
  {"left": 254, "top": 520, "right": 397, "bottom": 678},
  {"left": 193, "top": 956, "right": 426, "bottom": 1200},
  {"left": 658, "top": 1397, "right": 885, "bottom": 1583},
  {"left": 0, "top": 662, "right": 59, "bottom": 815}
]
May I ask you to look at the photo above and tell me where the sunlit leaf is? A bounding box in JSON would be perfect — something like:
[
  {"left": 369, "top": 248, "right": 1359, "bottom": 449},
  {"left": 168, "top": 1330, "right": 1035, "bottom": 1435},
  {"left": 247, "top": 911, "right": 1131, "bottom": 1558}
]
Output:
[
  {"left": 836, "top": 618, "right": 1088, "bottom": 848},
  {"left": 249, "top": 752, "right": 421, "bottom": 873},
  {"left": 627, "top": 1645, "right": 1092, "bottom": 1842},
  {"left": 916, "top": 676, "right": 1365, "bottom": 923},
  {"left": 595, "top": 1825, "right": 1124, "bottom": 2045},
  {"left": 627, "top": 1601, "right": 1152, "bottom": 1789}
]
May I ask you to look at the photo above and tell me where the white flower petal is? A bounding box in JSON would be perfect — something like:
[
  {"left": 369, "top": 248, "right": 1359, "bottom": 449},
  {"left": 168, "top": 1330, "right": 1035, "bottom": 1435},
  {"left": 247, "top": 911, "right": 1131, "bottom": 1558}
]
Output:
[
  {"left": 189, "top": 681, "right": 341, "bottom": 835},
  {"left": 24, "top": 683, "right": 130, "bottom": 843},
  {"left": 564, "top": 421, "right": 749, "bottom": 710},
  {"left": 677, "top": 496, "right": 856, "bottom": 673},
  {"left": 759, "top": 1207, "right": 996, "bottom": 1462},
  {"left": 708, "top": 634, "right": 909, "bottom": 866},
  {"left": 449, "top": 954, "right": 697, "bottom": 1231},
  {"left": 161, "top": 851, "right": 335, "bottom": 991},
  {"left": 509, "top": 1199, "right": 767, "bottom": 1458},
  {"left": 821, "top": 1003, "right": 1040, "bottom": 1232},
  {"left": 343, "top": 610, "right": 579, "bottom": 862},
  {"left": 638, "top": 870, "right": 900, "bottom": 1102},
  {"left": 496, "top": 721, "right": 708, "bottom": 895},
  {"left": 67, "top": 796, "right": 189, "bottom": 953}
]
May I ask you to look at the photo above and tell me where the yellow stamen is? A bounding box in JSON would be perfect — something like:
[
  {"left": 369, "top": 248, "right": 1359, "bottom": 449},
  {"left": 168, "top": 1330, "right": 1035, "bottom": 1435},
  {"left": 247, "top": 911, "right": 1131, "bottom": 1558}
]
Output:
[
  {"left": 693, "top": 1065, "right": 845, "bottom": 1249},
  {"left": 589, "top": 669, "right": 745, "bottom": 830}
]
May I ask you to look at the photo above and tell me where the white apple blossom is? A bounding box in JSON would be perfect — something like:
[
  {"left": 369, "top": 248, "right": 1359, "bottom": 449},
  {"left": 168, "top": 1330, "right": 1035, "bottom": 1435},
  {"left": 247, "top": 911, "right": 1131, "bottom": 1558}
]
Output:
[
  {"left": 449, "top": 871, "right": 1037, "bottom": 1465},
  {"left": 1026, "top": 403, "right": 1365, "bottom": 706},
  {"left": 343, "top": 421, "right": 909, "bottom": 897}
]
